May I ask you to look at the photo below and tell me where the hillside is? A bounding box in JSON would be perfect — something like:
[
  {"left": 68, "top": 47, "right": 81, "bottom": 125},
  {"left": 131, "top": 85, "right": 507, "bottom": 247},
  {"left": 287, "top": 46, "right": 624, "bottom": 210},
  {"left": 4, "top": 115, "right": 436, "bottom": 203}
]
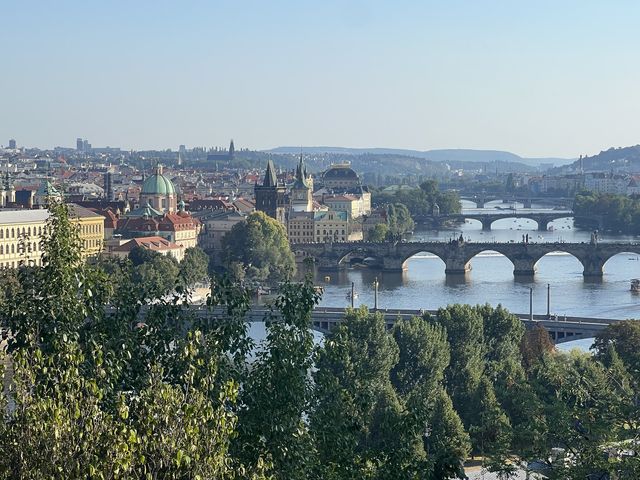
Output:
[
  {"left": 266, "top": 146, "right": 572, "bottom": 167},
  {"left": 561, "top": 145, "right": 640, "bottom": 173}
]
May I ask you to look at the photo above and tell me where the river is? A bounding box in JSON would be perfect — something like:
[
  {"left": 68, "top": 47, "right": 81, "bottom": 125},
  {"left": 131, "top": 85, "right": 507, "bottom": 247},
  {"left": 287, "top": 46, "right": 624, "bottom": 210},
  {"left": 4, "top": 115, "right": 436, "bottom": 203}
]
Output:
[{"left": 311, "top": 201, "right": 640, "bottom": 346}]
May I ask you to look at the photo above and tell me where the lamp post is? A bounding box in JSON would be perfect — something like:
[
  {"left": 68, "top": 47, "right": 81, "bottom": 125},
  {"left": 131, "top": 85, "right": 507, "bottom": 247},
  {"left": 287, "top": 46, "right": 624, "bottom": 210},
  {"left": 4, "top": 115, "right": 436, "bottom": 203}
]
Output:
[
  {"left": 529, "top": 287, "right": 533, "bottom": 322},
  {"left": 546, "top": 283, "right": 551, "bottom": 318},
  {"left": 351, "top": 281, "right": 355, "bottom": 309},
  {"left": 373, "top": 276, "right": 379, "bottom": 310}
]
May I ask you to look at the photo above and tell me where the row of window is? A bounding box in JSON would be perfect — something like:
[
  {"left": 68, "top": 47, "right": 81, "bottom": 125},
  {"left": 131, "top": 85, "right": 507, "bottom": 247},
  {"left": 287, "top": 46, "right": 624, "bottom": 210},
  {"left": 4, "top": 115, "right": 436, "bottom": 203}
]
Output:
[
  {"left": 0, "top": 223, "right": 102, "bottom": 240},
  {"left": 0, "top": 225, "right": 46, "bottom": 239},
  {"left": 82, "top": 239, "right": 102, "bottom": 249},
  {"left": 0, "top": 242, "right": 39, "bottom": 255},
  {"left": 80, "top": 223, "right": 102, "bottom": 235}
]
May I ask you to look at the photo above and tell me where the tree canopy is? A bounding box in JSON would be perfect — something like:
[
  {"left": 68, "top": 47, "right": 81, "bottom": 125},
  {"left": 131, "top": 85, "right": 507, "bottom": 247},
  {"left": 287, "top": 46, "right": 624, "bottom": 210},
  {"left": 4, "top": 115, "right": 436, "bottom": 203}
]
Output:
[
  {"left": 222, "top": 211, "right": 296, "bottom": 283},
  {"left": 574, "top": 191, "right": 640, "bottom": 233},
  {"left": 0, "top": 202, "right": 637, "bottom": 479},
  {"left": 372, "top": 180, "right": 462, "bottom": 220}
]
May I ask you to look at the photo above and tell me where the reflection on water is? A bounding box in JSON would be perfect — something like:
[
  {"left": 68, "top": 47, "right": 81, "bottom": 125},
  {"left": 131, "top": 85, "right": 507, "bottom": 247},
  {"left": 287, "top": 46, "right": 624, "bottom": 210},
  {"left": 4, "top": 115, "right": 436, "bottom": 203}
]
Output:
[{"left": 315, "top": 203, "right": 640, "bottom": 319}]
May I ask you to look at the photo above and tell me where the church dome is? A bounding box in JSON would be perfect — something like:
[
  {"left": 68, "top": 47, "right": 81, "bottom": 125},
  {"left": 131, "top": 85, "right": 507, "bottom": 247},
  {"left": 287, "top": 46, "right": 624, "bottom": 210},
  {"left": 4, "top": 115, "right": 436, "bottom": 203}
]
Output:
[
  {"left": 141, "top": 164, "right": 175, "bottom": 196},
  {"left": 323, "top": 164, "right": 359, "bottom": 181}
]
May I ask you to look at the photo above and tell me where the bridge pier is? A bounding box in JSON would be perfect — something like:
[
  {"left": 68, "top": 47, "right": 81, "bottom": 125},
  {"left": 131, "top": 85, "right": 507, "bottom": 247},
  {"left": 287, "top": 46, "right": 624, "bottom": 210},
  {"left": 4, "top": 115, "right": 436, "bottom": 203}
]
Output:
[
  {"left": 444, "top": 259, "right": 471, "bottom": 275},
  {"left": 381, "top": 257, "right": 407, "bottom": 272},
  {"left": 481, "top": 218, "right": 493, "bottom": 231},
  {"left": 537, "top": 221, "right": 548, "bottom": 232},
  {"left": 582, "top": 257, "right": 605, "bottom": 278},
  {"left": 512, "top": 260, "right": 536, "bottom": 276},
  {"left": 476, "top": 200, "right": 485, "bottom": 209},
  {"left": 316, "top": 257, "right": 344, "bottom": 272}
]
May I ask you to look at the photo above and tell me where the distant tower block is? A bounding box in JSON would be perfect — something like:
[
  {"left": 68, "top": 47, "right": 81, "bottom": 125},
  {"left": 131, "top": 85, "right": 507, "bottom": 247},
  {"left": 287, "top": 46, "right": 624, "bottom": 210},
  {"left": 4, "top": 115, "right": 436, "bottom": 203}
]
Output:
[
  {"left": 103, "top": 172, "right": 113, "bottom": 200},
  {"left": 8, "top": 139, "right": 16, "bottom": 149}
]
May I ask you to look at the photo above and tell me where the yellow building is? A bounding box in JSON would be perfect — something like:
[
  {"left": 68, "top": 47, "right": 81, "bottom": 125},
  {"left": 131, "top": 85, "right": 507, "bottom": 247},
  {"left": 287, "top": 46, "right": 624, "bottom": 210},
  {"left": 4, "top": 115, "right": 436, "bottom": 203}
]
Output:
[
  {"left": 287, "top": 212, "right": 314, "bottom": 243},
  {"left": 71, "top": 204, "right": 105, "bottom": 257},
  {"left": 323, "top": 193, "right": 371, "bottom": 220},
  {"left": 0, "top": 204, "right": 104, "bottom": 268},
  {"left": 314, "top": 210, "right": 350, "bottom": 243}
]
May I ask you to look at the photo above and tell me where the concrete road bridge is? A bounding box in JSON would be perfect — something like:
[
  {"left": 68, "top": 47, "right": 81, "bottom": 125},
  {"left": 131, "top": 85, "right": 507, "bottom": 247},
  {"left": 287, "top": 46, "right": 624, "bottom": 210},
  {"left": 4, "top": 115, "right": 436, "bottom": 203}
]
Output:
[
  {"left": 421, "top": 211, "right": 577, "bottom": 231},
  {"left": 183, "top": 305, "right": 624, "bottom": 345},
  {"left": 291, "top": 240, "right": 640, "bottom": 277}
]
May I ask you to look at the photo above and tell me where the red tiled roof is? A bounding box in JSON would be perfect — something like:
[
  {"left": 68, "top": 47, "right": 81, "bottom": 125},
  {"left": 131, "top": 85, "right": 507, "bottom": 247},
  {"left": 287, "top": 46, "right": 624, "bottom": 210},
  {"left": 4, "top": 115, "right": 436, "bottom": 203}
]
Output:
[{"left": 113, "top": 236, "right": 181, "bottom": 253}]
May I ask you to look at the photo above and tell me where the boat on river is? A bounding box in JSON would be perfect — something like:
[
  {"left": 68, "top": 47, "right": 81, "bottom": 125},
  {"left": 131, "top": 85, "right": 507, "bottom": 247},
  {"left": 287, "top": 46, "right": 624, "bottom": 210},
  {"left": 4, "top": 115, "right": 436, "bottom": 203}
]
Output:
[{"left": 631, "top": 279, "right": 640, "bottom": 292}]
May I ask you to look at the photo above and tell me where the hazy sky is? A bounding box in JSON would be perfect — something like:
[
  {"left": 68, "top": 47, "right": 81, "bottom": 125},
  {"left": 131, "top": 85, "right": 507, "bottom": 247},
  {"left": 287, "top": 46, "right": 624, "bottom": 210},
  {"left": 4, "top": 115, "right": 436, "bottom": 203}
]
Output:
[{"left": 2, "top": 1, "right": 639, "bottom": 157}]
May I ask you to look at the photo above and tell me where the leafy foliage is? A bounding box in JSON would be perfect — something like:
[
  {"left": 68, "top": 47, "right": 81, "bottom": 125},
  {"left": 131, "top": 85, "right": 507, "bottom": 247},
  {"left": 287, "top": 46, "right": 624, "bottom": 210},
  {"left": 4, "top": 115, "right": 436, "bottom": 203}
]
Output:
[
  {"left": 574, "top": 191, "right": 640, "bottom": 233},
  {"left": 372, "top": 180, "right": 462, "bottom": 219},
  {"left": 0, "top": 202, "right": 637, "bottom": 479},
  {"left": 178, "top": 246, "right": 210, "bottom": 287},
  {"left": 222, "top": 211, "right": 296, "bottom": 283}
]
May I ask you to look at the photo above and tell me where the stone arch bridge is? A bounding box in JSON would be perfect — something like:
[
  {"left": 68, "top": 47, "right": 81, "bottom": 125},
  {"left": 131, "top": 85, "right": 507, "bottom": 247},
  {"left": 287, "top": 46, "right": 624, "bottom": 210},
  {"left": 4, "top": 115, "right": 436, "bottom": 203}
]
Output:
[
  {"left": 419, "top": 211, "right": 583, "bottom": 231},
  {"left": 292, "top": 241, "right": 640, "bottom": 277}
]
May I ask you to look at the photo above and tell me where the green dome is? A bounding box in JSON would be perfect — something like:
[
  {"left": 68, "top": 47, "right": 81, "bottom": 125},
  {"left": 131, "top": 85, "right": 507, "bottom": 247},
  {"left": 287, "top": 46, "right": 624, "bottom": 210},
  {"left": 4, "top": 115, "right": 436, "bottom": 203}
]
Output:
[{"left": 141, "top": 165, "right": 175, "bottom": 195}]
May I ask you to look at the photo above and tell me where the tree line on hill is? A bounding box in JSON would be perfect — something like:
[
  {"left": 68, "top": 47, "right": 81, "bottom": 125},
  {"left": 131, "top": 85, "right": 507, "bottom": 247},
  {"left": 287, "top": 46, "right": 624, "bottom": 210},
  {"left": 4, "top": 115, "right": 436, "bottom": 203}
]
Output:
[{"left": 0, "top": 202, "right": 638, "bottom": 479}]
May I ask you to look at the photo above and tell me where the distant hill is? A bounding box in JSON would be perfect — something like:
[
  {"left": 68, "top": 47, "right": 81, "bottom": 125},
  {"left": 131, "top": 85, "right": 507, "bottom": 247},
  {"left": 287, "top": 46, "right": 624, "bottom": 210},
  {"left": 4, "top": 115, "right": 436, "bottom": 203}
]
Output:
[
  {"left": 559, "top": 145, "right": 640, "bottom": 173},
  {"left": 265, "top": 146, "right": 573, "bottom": 167}
]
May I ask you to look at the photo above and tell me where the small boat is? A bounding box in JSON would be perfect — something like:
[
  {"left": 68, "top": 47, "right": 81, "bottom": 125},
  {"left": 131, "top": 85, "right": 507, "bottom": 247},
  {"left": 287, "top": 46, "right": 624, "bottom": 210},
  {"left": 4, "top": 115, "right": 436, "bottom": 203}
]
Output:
[
  {"left": 346, "top": 291, "right": 359, "bottom": 300},
  {"left": 631, "top": 279, "right": 640, "bottom": 292},
  {"left": 629, "top": 256, "right": 638, "bottom": 261}
]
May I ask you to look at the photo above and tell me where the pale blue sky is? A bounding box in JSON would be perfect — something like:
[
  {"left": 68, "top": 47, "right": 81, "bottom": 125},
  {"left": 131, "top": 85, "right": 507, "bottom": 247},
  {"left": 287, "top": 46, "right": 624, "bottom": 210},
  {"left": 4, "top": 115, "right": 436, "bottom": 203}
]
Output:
[{"left": 1, "top": 1, "right": 639, "bottom": 157}]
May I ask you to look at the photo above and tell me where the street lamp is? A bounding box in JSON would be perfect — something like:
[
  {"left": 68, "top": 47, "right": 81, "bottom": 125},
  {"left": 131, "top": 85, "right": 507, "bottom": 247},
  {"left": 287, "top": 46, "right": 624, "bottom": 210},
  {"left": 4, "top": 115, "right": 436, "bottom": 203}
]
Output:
[{"left": 373, "top": 276, "right": 379, "bottom": 310}]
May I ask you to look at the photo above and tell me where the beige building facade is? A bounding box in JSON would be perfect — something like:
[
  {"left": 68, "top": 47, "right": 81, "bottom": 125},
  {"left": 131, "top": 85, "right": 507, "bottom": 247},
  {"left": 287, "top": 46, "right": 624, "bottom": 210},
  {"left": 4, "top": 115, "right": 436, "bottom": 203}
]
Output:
[{"left": 0, "top": 205, "right": 104, "bottom": 268}]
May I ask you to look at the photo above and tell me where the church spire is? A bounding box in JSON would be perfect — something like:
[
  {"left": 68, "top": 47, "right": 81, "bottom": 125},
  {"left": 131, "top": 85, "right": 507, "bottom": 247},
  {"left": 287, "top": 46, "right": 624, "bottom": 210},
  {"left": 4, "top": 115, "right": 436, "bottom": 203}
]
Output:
[{"left": 263, "top": 159, "right": 278, "bottom": 187}]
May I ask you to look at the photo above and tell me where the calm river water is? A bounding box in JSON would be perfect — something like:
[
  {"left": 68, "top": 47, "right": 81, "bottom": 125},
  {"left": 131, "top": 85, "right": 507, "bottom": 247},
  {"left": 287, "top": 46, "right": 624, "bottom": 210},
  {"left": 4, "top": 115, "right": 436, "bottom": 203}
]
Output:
[{"left": 314, "top": 201, "right": 640, "bottom": 324}]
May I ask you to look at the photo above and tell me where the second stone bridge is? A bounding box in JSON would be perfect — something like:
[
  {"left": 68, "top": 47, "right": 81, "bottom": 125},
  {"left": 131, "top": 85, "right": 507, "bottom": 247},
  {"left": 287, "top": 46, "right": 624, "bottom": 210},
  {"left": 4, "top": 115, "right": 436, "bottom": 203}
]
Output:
[{"left": 292, "top": 241, "right": 640, "bottom": 277}]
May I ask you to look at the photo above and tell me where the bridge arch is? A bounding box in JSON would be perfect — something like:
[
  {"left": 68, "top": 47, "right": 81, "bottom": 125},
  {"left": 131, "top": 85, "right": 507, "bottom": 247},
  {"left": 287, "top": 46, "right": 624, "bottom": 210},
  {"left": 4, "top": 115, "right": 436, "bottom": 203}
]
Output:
[
  {"left": 484, "top": 216, "right": 541, "bottom": 231},
  {"left": 540, "top": 215, "right": 575, "bottom": 231},
  {"left": 462, "top": 248, "right": 516, "bottom": 275},
  {"left": 601, "top": 249, "right": 640, "bottom": 275},
  {"left": 460, "top": 218, "right": 483, "bottom": 229},
  {"left": 335, "top": 247, "right": 385, "bottom": 267},
  {"left": 533, "top": 250, "right": 586, "bottom": 276},
  {"left": 399, "top": 249, "right": 447, "bottom": 271}
]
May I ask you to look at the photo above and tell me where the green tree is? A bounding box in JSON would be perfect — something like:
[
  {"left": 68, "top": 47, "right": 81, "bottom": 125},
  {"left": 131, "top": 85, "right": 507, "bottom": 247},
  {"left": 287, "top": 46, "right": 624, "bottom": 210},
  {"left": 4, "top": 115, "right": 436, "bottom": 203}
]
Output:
[
  {"left": 468, "top": 377, "right": 513, "bottom": 471},
  {"left": 133, "top": 253, "right": 180, "bottom": 300},
  {"left": 0, "top": 202, "right": 269, "bottom": 479},
  {"left": 527, "top": 349, "right": 640, "bottom": 479},
  {"left": 391, "top": 316, "right": 470, "bottom": 478},
  {"left": 178, "top": 246, "right": 210, "bottom": 287},
  {"left": 434, "top": 305, "right": 484, "bottom": 425},
  {"left": 311, "top": 307, "right": 410, "bottom": 478},
  {"left": 222, "top": 211, "right": 295, "bottom": 283},
  {"left": 593, "top": 320, "right": 640, "bottom": 382},
  {"left": 233, "top": 280, "right": 321, "bottom": 479},
  {"left": 128, "top": 244, "right": 160, "bottom": 266},
  {"left": 368, "top": 222, "right": 389, "bottom": 242},
  {"left": 426, "top": 389, "right": 471, "bottom": 480}
]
